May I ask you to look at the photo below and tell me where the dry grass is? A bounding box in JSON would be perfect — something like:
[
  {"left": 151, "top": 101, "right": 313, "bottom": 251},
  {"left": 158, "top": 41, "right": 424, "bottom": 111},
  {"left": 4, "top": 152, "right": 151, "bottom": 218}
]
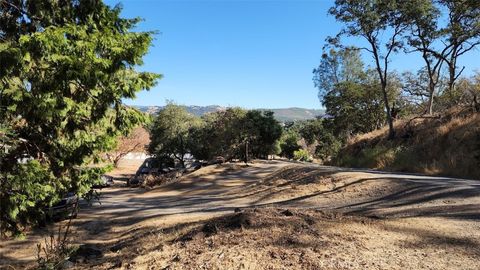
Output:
[
  {"left": 74, "top": 208, "right": 480, "bottom": 270},
  {"left": 336, "top": 110, "right": 480, "bottom": 179},
  {"left": 2, "top": 160, "right": 479, "bottom": 269}
]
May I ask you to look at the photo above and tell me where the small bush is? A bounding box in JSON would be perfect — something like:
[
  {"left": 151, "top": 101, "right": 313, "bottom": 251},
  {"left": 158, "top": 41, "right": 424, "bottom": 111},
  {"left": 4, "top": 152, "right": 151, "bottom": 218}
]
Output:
[
  {"left": 293, "top": 149, "right": 311, "bottom": 162},
  {"left": 315, "top": 135, "right": 342, "bottom": 161},
  {"left": 36, "top": 220, "right": 76, "bottom": 270},
  {"left": 280, "top": 132, "right": 301, "bottom": 159},
  {"left": 336, "top": 145, "right": 405, "bottom": 169},
  {"left": 140, "top": 171, "right": 183, "bottom": 188}
]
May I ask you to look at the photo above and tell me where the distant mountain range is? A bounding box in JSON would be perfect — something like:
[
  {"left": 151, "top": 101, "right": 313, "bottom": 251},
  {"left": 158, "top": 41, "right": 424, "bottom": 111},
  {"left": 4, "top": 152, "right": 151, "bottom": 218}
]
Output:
[{"left": 134, "top": 105, "right": 325, "bottom": 122}]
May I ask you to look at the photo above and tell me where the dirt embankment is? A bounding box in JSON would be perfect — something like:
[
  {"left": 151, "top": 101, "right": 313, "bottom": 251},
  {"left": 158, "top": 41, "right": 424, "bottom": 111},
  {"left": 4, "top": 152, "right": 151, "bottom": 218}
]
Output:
[
  {"left": 79, "top": 163, "right": 480, "bottom": 270},
  {"left": 88, "top": 208, "right": 480, "bottom": 270},
  {"left": 1, "top": 160, "right": 479, "bottom": 270},
  {"left": 334, "top": 110, "right": 480, "bottom": 179}
]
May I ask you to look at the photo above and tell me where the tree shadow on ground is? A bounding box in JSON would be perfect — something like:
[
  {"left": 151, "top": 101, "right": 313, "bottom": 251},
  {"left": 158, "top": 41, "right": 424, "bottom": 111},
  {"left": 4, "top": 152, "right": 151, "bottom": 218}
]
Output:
[{"left": 382, "top": 222, "right": 480, "bottom": 258}]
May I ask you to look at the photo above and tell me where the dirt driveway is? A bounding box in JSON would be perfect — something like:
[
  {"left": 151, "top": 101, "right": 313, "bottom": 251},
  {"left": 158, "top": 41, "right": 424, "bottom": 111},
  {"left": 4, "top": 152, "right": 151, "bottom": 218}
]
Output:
[
  {"left": 1, "top": 160, "right": 479, "bottom": 269},
  {"left": 86, "top": 160, "right": 480, "bottom": 223}
]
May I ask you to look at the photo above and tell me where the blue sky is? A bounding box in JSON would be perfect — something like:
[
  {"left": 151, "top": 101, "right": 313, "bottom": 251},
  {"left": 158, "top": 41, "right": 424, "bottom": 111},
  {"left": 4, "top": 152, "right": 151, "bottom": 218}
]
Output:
[{"left": 106, "top": 0, "right": 480, "bottom": 109}]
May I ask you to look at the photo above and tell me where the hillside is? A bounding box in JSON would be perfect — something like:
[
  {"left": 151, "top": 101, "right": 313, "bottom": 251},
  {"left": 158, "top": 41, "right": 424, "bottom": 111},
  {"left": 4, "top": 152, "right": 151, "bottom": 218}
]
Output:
[
  {"left": 262, "top": 107, "right": 324, "bottom": 122},
  {"left": 134, "top": 105, "right": 324, "bottom": 122},
  {"left": 333, "top": 110, "right": 480, "bottom": 179}
]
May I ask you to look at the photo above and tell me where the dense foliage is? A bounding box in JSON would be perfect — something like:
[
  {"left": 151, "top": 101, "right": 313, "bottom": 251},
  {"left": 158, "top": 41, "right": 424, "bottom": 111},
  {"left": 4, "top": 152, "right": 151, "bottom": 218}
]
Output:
[
  {"left": 324, "top": 0, "right": 480, "bottom": 139},
  {"left": 279, "top": 131, "right": 301, "bottom": 160},
  {"left": 314, "top": 48, "right": 389, "bottom": 137},
  {"left": 148, "top": 104, "right": 202, "bottom": 168},
  {"left": 0, "top": 0, "right": 159, "bottom": 235},
  {"left": 309, "top": 0, "right": 480, "bottom": 165},
  {"left": 148, "top": 106, "right": 283, "bottom": 165}
]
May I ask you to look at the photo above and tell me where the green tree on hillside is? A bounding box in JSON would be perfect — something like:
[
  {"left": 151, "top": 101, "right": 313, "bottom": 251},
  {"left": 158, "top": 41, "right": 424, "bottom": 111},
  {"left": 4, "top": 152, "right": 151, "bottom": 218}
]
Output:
[
  {"left": 313, "top": 47, "right": 365, "bottom": 100},
  {"left": 188, "top": 108, "right": 282, "bottom": 163},
  {"left": 329, "top": 0, "right": 413, "bottom": 139},
  {"left": 402, "top": 0, "right": 444, "bottom": 115},
  {"left": 280, "top": 131, "right": 301, "bottom": 160},
  {"left": 188, "top": 108, "right": 247, "bottom": 162},
  {"left": 298, "top": 118, "right": 342, "bottom": 161},
  {"left": 324, "top": 79, "right": 385, "bottom": 136},
  {"left": 314, "top": 48, "right": 386, "bottom": 137},
  {"left": 213, "top": 108, "right": 248, "bottom": 161},
  {"left": 438, "top": 0, "right": 480, "bottom": 95},
  {"left": 243, "top": 110, "right": 283, "bottom": 161},
  {"left": 402, "top": 0, "right": 480, "bottom": 114},
  {"left": 0, "top": 0, "right": 159, "bottom": 235},
  {"left": 299, "top": 119, "right": 325, "bottom": 146},
  {"left": 452, "top": 72, "right": 480, "bottom": 112},
  {"left": 148, "top": 104, "right": 201, "bottom": 168}
]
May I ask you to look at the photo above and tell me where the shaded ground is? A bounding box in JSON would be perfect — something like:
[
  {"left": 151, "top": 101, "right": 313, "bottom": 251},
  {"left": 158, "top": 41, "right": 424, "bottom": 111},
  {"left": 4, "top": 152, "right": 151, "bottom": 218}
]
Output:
[
  {"left": 1, "top": 159, "right": 479, "bottom": 269},
  {"left": 111, "top": 208, "right": 480, "bottom": 270}
]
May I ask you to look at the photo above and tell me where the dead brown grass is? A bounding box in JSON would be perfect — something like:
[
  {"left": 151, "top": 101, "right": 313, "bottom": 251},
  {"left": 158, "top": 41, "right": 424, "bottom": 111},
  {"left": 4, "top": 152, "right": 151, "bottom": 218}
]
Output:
[
  {"left": 2, "top": 160, "right": 479, "bottom": 269},
  {"left": 76, "top": 208, "right": 480, "bottom": 270},
  {"left": 337, "top": 110, "right": 480, "bottom": 179}
]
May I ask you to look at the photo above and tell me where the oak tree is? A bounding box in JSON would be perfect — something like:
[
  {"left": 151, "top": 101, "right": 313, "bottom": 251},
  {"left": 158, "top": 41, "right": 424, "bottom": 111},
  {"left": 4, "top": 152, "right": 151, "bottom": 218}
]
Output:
[{"left": 329, "top": 0, "right": 411, "bottom": 138}]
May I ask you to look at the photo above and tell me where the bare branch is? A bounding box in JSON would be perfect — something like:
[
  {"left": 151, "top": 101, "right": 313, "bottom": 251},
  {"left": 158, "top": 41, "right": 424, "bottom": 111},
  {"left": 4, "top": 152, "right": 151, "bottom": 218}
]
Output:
[
  {"left": 0, "top": 0, "right": 41, "bottom": 22},
  {"left": 456, "top": 40, "right": 480, "bottom": 58}
]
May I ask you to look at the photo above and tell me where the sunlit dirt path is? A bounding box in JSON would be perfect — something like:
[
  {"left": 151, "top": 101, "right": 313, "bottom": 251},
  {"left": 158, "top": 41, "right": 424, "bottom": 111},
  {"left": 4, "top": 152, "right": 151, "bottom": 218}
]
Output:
[{"left": 1, "top": 159, "right": 479, "bottom": 269}]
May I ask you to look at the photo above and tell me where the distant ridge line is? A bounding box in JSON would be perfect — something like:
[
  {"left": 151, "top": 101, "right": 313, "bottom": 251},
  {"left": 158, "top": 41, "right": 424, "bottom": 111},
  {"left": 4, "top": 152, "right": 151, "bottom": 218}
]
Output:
[{"left": 133, "top": 105, "right": 324, "bottom": 122}]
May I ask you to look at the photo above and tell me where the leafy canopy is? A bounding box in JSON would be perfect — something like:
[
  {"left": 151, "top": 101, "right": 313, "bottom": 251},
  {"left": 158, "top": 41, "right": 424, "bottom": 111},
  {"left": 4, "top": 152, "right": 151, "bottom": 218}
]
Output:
[
  {"left": 0, "top": 0, "right": 160, "bottom": 235},
  {"left": 150, "top": 107, "right": 283, "bottom": 164},
  {"left": 148, "top": 104, "right": 202, "bottom": 167}
]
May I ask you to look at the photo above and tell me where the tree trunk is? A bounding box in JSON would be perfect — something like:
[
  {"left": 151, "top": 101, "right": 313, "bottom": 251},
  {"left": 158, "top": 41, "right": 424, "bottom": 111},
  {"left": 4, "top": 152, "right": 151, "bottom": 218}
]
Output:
[
  {"left": 427, "top": 81, "right": 435, "bottom": 115},
  {"left": 473, "top": 95, "right": 480, "bottom": 112},
  {"left": 380, "top": 83, "right": 395, "bottom": 139},
  {"left": 179, "top": 158, "right": 185, "bottom": 169},
  {"left": 244, "top": 141, "right": 249, "bottom": 164},
  {"left": 113, "top": 154, "right": 124, "bottom": 168},
  {"left": 449, "top": 68, "right": 455, "bottom": 94},
  {"left": 427, "top": 94, "right": 434, "bottom": 115},
  {"left": 371, "top": 43, "right": 395, "bottom": 140}
]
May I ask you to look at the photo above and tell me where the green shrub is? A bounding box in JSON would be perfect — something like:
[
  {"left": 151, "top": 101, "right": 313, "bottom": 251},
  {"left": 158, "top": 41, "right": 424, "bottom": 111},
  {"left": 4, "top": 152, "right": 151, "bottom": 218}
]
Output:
[
  {"left": 280, "top": 131, "right": 301, "bottom": 159},
  {"left": 334, "top": 145, "right": 405, "bottom": 169},
  {"left": 293, "top": 149, "right": 311, "bottom": 162},
  {"left": 315, "top": 134, "right": 343, "bottom": 161}
]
